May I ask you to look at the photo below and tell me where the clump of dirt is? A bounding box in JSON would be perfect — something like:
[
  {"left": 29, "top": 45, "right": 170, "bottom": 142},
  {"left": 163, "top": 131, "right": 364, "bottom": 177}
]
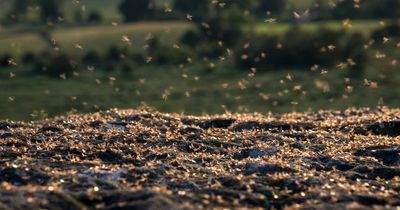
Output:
[{"left": 0, "top": 107, "right": 399, "bottom": 209}]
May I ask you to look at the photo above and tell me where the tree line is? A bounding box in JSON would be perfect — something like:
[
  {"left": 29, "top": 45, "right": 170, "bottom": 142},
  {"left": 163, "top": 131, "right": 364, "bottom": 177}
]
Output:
[{"left": 6, "top": 0, "right": 399, "bottom": 24}]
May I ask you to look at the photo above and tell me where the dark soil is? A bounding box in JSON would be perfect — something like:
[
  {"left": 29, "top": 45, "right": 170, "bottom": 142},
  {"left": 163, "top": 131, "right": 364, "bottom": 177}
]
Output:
[{"left": 0, "top": 108, "right": 399, "bottom": 209}]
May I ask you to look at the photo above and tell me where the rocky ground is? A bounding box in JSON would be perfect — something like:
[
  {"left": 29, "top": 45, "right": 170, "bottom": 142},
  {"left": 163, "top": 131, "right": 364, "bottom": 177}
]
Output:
[{"left": 0, "top": 108, "right": 399, "bottom": 210}]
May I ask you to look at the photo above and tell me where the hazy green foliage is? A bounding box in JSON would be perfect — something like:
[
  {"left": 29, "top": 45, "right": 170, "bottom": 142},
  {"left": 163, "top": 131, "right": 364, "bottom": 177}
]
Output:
[
  {"left": 173, "top": 0, "right": 209, "bottom": 20},
  {"left": 118, "top": 0, "right": 151, "bottom": 22},
  {"left": 255, "top": 0, "right": 287, "bottom": 15},
  {"left": 12, "top": 0, "right": 30, "bottom": 19},
  {"left": 87, "top": 11, "right": 102, "bottom": 23},
  {"left": 37, "top": 0, "right": 64, "bottom": 22},
  {"left": 236, "top": 27, "right": 367, "bottom": 76},
  {"left": 371, "top": 23, "right": 400, "bottom": 43},
  {"left": 31, "top": 52, "right": 75, "bottom": 77},
  {"left": 21, "top": 52, "right": 36, "bottom": 64},
  {"left": 312, "top": 0, "right": 400, "bottom": 20},
  {"left": 0, "top": 54, "right": 13, "bottom": 67},
  {"left": 221, "top": 0, "right": 260, "bottom": 11},
  {"left": 0, "top": 0, "right": 399, "bottom": 120},
  {"left": 204, "top": 5, "right": 253, "bottom": 47}
]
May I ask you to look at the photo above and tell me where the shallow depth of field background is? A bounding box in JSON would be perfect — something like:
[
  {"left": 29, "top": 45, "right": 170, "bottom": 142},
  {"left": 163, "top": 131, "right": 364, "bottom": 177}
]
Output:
[{"left": 0, "top": 0, "right": 399, "bottom": 120}]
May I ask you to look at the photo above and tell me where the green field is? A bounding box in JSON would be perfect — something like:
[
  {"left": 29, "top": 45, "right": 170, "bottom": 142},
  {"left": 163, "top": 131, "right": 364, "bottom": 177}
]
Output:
[
  {"left": 254, "top": 20, "right": 384, "bottom": 36},
  {"left": 0, "top": 19, "right": 384, "bottom": 57},
  {"left": 1, "top": 53, "right": 399, "bottom": 120},
  {"left": 1, "top": 20, "right": 399, "bottom": 121},
  {"left": 0, "top": 21, "right": 191, "bottom": 57}
]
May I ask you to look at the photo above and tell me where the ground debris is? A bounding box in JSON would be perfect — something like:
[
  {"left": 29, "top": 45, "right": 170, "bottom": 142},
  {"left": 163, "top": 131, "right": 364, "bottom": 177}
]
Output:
[
  {"left": 0, "top": 107, "right": 399, "bottom": 209},
  {"left": 366, "top": 120, "right": 400, "bottom": 136}
]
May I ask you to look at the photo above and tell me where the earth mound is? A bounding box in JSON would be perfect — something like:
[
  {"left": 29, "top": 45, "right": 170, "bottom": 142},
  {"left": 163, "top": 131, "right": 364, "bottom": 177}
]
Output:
[{"left": 0, "top": 108, "right": 399, "bottom": 209}]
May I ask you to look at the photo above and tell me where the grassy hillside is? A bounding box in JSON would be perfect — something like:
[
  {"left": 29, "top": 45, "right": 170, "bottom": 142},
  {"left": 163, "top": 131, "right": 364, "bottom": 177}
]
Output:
[
  {"left": 0, "top": 20, "right": 399, "bottom": 120},
  {"left": 0, "top": 21, "right": 191, "bottom": 56},
  {"left": 255, "top": 20, "right": 384, "bottom": 37},
  {"left": 0, "top": 20, "right": 383, "bottom": 57}
]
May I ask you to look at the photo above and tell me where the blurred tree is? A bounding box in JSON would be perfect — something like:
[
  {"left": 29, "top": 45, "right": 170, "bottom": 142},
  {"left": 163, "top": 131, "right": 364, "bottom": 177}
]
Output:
[
  {"left": 344, "top": 33, "right": 367, "bottom": 78},
  {"left": 22, "top": 52, "right": 36, "bottom": 64},
  {"left": 82, "top": 50, "right": 100, "bottom": 64},
  {"left": 119, "top": 0, "right": 151, "bottom": 22},
  {"left": 12, "top": 0, "right": 31, "bottom": 17},
  {"left": 13, "top": 0, "right": 29, "bottom": 13},
  {"left": 204, "top": 5, "right": 253, "bottom": 47},
  {"left": 180, "top": 30, "right": 202, "bottom": 47},
  {"left": 255, "top": 0, "right": 287, "bottom": 16},
  {"left": 371, "top": 24, "right": 400, "bottom": 43},
  {"left": 222, "top": 0, "right": 259, "bottom": 11},
  {"left": 147, "top": 36, "right": 160, "bottom": 54},
  {"left": 73, "top": 9, "right": 84, "bottom": 24},
  {"left": 37, "top": 0, "right": 64, "bottom": 22},
  {"left": 310, "top": 0, "right": 400, "bottom": 20},
  {"left": 236, "top": 28, "right": 367, "bottom": 73},
  {"left": 0, "top": 54, "right": 13, "bottom": 67},
  {"left": 310, "top": 0, "right": 333, "bottom": 20},
  {"left": 332, "top": 0, "right": 358, "bottom": 19},
  {"left": 107, "top": 46, "right": 123, "bottom": 61},
  {"left": 360, "top": 0, "right": 400, "bottom": 19},
  {"left": 47, "top": 53, "right": 75, "bottom": 77},
  {"left": 88, "top": 11, "right": 102, "bottom": 23},
  {"left": 173, "top": 0, "right": 209, "bottom": 21}
]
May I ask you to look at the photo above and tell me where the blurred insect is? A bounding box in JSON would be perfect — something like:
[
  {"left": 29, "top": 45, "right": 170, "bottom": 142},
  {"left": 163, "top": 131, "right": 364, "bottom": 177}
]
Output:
[
  {"left": 264, "top": 18, "right": 277, "bottom": 23},
  {"left": 375, "top": 52, "right": 386, "bottom": 59},
  {"left": 87, "top": 66, "right": 95, "bottom": 72},
  {"left": 146, "top": 57, "right": 153, "bottom": 63},
  {"left": 383, "top": 37, "right": 390, "bottom": 44},
  {"left": 311, "top": 64, "right": 320, "bottom": 71},
  {"left": 164, "top": 4, "right": 172, "bottom": 12},
  {"left": 327, "top": 45, "right": 336, "bottom": 51},
  {"left": 7, "top": 58, "right": 17, "bottom": 67},
  {"left": 336, "top": 62, "right": 347, "bottom": 70},
  {"left": 185, "top": 91, "right": 191, "bottom": 97},
  {"left": 74, "top": 43, "right": 83, "bottom": 49},
  {"left": 121, "top": 35, "right": 132, "bottom": 46},
  {"left": 59, "top": 73, "right": 67, "bottom": 80},
  {"left": 342, "top": 19, "right": 352, "bottom": 28},
  {"left": 320, "top": 69, "right": 329, "bottom": 75},
  {"left": 364, "top": 79, "right": 378, "bottom": 89},
  {"left": 293, "top": 10, "right": 309, "bottom": 19},
  {"left": 285, "top": 74, "right": 293, "bottom": 81}
]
